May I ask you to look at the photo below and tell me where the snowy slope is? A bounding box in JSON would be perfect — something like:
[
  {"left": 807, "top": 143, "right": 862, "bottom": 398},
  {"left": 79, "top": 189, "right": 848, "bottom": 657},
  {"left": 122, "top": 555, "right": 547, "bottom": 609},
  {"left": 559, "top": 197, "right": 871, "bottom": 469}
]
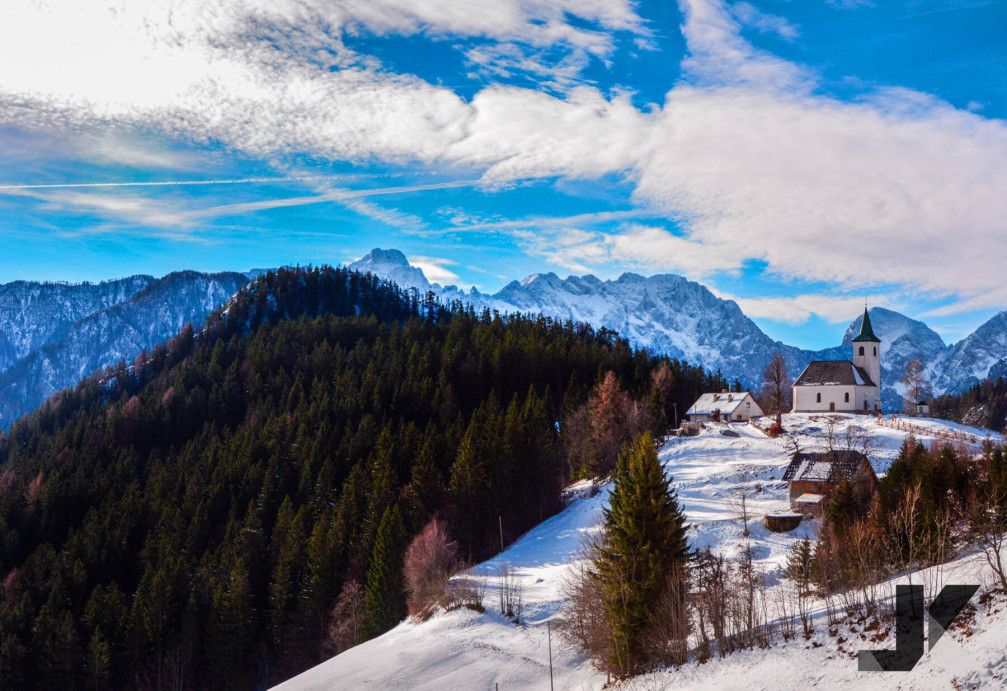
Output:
[{"left": 278, "top": 415, "right": 1005, "bottom": 690}]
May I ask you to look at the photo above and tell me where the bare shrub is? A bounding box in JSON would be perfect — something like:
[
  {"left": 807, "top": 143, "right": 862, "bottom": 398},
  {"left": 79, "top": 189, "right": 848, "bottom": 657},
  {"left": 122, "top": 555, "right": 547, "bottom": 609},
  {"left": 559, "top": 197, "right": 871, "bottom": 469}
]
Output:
[
  {"left": 328, "top": 580, "right": 366, "bottom": 654},
  {"left": 404, "top": 518, "right": 459, "bottom": 621},
  {"left": 555, "top": 540, "right": 614, "bottom": 669},
  {"left": 448, "top": 570, "right": 487, "bottom": 612},
  {"left": 497, "top": 563, "right": 523, "bottom": 622},
  {"left": 643, "top": 567, "right": 690, "bottom": 667}
]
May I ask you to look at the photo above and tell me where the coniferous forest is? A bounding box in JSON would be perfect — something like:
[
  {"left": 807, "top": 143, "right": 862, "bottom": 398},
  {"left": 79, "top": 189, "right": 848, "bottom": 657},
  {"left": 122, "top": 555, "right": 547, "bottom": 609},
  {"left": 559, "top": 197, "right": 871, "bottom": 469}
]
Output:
[{"left": 0, "top": 266, "right": 723, "bottom": 688}]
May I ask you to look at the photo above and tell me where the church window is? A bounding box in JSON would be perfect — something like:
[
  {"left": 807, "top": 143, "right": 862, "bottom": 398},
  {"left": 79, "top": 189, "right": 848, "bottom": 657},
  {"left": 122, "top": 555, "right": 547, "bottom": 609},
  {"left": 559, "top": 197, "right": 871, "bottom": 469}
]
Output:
[
  {"left": 859, "top": 346, "right": 865, "bottom": 356},
  {"left": 845, "top": 392, "right": 850, "bottom": 403},
  {"left": 816, "top": 393, "right": 821, "bottom": 403},
  {"left": 874, "top": 347, "right": 877, "bottom": 356}
]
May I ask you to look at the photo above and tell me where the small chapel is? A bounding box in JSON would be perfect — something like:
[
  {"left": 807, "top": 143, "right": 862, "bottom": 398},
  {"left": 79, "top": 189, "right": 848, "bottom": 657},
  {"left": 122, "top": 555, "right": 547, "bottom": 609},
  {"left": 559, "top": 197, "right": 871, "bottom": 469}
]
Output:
[{"left": 792, "top": 308, "right": 882, "bottom": 413}]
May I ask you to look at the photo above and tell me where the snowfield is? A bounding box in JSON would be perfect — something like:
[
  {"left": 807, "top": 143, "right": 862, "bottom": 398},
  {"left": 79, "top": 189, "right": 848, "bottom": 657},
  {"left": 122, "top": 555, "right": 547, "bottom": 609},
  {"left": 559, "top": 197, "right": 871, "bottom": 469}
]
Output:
[{"left": 276, "top": 415, "right": 1006, "bottom": 690}]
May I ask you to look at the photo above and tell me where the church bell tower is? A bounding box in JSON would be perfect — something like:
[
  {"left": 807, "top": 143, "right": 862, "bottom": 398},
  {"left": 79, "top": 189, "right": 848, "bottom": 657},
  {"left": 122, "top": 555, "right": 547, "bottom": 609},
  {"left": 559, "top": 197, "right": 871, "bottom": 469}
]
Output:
[{"left": 852, "top": 307, "right": 881, "bottom": 400}]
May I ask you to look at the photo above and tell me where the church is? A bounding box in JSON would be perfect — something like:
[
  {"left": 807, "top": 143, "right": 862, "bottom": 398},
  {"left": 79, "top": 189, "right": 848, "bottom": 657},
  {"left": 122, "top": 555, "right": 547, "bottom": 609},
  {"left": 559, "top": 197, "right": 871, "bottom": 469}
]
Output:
[{"left": 792, "top": 308, "right": 882, "bottom": 413}]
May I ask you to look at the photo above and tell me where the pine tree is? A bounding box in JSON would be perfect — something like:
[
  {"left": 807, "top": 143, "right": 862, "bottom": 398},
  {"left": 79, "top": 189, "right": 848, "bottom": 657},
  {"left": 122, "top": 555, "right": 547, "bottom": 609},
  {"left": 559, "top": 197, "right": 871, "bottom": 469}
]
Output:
[
  {"left": 593, "top": 432, "right": 689, "bottom": 678},
  {"left": 448, "top": 413, "right": 494, "bottom": 559},
  {"left": 363, "top": 504, "right": 407, "bottom": 639},
  {"left": 786, "top": 537, "right": 815, "bottom": 596}
]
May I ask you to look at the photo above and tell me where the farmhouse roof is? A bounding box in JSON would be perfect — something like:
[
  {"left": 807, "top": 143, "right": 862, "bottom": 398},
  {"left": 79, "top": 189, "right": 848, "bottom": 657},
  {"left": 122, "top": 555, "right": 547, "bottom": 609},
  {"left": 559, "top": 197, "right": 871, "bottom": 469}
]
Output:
[
  {"left": 686, "top": 391, "right": 756, "bottom": 417},
  {"left": 793, "top": 360, "right": 875, "bottom": 388},
  {"left": 782, "top": 450, "right": 874, "bottom": 484}
]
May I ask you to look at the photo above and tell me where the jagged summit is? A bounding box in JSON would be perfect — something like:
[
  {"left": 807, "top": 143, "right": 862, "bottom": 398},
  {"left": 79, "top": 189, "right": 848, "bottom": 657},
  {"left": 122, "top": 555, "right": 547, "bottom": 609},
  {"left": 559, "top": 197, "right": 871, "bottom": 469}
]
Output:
[
  {"left": 358, "top": 248, "right": 410, "bottom": 266},
  {"left": 349, "top": 248, "right": 430, "bottom": 291}
]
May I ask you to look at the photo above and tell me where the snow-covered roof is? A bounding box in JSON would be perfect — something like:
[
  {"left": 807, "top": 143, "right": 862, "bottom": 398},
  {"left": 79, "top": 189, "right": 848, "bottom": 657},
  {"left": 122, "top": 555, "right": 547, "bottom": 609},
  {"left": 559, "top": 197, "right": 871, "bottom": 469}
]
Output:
[
  {"left": 686, "top": 391, "right": 760, "bottom": 416},
  {"left": 794, "top": 493, "right": 824, "bottom": 504},
  {"left": 782, "top": 451, "right": 874, "bottom": 484},
  {"left": 793, "top": 360, "right": 875, "bottom": 387}
]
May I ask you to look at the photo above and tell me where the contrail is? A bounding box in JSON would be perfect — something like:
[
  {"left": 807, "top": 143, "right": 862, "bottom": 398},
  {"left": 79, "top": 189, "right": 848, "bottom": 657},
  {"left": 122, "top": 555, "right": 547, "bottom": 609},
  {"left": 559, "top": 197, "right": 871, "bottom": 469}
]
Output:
[{"left": 0, "top": 175, "right": 374, "bottom": 191}]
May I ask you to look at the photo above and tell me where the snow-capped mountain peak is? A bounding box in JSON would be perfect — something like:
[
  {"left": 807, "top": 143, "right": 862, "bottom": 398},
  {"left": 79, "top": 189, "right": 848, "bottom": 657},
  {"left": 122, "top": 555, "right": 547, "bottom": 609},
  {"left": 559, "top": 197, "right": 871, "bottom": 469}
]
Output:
[{"left": 349, "top": 248, "right": 431, "bottom": 292}]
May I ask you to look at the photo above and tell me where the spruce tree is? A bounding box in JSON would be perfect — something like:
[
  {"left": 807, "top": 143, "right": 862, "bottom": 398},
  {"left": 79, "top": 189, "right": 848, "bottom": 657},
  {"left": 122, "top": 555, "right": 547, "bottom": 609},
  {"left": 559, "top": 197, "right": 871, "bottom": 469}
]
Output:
[
  {"left": 363, "top": 504, "right": 408, "bottom": 639},
  {"left": 593, "top": 432, "right": 689, "bottom": 678},
  {"left": 786, "top": 537, "right": 814, "bottom": 596}
]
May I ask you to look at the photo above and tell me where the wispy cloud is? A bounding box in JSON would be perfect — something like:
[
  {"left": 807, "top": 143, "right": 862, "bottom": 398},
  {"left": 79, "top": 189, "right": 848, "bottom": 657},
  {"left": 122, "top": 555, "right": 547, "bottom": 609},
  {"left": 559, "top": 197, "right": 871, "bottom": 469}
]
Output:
[
  {"left": 0, "top": 175, "right": 374, "bottom": 191},
  {"left": 715, "top": 292, "right": 899, "bottom": 325},
  {"left": 182, "top": 180, "right": 478, "bottom": 222}
]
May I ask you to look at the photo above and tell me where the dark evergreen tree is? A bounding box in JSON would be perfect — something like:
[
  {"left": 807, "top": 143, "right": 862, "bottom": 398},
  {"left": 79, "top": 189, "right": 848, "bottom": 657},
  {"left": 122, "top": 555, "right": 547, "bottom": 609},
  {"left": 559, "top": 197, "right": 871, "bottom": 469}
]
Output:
[
  {"left": 593, "top": 432, "right": 689, "bottom": 678},
  {"left": 363, "top": 505, "right": 407, "bottom": 639}
]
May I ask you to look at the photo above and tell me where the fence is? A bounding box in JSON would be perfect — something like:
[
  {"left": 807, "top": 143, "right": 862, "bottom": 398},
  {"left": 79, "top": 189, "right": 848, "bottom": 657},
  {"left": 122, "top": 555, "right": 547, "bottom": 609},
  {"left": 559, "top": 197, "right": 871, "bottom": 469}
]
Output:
[{"left": 876, "top": 415, "right": 989, "bottom": 452}]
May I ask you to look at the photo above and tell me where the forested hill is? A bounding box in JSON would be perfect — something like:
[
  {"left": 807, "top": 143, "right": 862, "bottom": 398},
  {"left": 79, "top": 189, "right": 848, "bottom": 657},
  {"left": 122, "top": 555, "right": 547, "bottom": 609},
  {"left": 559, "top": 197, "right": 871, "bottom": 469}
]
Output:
[{"left": 0, "top": 266, "right": 724, "bottom": 689}]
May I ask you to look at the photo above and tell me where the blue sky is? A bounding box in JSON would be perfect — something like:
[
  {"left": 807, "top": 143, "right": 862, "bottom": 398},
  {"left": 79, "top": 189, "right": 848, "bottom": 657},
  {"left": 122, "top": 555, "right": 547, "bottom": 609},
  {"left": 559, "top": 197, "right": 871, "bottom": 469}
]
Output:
[{"left": 0, "top": 0, "right": 1005, "bottom": 349}]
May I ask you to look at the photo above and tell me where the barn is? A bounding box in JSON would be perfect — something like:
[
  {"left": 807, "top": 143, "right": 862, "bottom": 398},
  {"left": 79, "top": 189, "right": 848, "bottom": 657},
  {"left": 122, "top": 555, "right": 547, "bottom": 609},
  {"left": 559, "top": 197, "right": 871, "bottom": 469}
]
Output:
[{"left": 781, "top": 450, "right": 878, "bottom": 518}]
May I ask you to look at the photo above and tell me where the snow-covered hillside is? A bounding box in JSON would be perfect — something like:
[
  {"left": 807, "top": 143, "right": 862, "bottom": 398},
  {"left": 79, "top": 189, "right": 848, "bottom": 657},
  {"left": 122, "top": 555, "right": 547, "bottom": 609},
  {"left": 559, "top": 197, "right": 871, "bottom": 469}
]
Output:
[
  {"left": 0, "top": 275, "right": 152, "bottom": 372},
  {"left": 277, "top": 415, "right": 1005, "bottom": 690}
]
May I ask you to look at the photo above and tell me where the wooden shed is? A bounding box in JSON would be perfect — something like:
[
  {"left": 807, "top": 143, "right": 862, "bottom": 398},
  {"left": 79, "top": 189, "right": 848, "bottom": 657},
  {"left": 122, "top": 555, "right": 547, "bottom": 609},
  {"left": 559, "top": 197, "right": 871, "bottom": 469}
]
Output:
[{"left": 782, "top": 450, "right": 878, "bottom": 519}]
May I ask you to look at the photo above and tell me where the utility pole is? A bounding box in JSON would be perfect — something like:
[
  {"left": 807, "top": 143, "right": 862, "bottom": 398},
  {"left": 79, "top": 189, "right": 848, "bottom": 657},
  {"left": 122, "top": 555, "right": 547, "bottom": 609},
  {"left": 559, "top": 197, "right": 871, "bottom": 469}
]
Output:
[
  {"left": 547, "top": 620, "right": 554, "bottom": 691},
  {"left": 673, "top": 401, "right": 678, "bottom": 430},
  {"left": 499, "top": 515, "right": 505, "bottom": 553}
]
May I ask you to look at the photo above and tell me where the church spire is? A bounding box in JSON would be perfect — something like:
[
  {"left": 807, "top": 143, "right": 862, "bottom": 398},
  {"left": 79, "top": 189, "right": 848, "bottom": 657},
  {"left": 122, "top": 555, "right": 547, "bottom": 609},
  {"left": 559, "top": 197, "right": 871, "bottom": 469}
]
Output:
[{"left": 852, "top": 307, "right": 880, "bottom": 343}]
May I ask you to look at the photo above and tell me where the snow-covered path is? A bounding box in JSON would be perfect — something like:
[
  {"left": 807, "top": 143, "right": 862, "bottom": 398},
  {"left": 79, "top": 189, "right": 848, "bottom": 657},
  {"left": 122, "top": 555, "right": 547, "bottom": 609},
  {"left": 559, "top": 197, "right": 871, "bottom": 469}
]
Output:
[{"left": 276, "top": 415, "right": 1006, "bottom": 690}]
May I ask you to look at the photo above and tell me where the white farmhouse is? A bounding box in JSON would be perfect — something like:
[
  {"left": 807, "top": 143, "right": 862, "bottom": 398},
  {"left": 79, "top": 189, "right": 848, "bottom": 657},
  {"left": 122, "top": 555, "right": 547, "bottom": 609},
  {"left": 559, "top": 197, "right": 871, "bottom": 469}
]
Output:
[
  {"left": 792, "top": 308, "right": 882, "bottom": 413},
  {"left": 686, "top": 391, "right": 763, "bottom": 423}
]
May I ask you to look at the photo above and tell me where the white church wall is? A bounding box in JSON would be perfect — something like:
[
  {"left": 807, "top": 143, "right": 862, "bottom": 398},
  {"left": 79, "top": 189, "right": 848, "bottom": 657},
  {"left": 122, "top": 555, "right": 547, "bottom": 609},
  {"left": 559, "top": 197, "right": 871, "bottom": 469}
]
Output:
[{"left": 793, "top": 385, "right": 858, "bottom": 412}]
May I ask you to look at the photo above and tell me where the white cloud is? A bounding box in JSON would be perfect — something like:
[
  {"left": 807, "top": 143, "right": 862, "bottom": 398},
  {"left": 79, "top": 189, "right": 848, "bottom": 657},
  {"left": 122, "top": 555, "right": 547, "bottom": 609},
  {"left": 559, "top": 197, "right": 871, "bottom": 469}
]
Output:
[
  {"left": 3, "top": 0, "right": 1007, "bottom": 319},
  {"left": 409, "top": 256, "right": 469, "bottom": 287},
  {"left": 512, "top": 223, "right": 741, "bottom": 276},
  {"left": 718, "top": 292, "right": 896, "bottom": 325},
  {"left": 730, "top": 2, "right": 799, "bottom": 41}
]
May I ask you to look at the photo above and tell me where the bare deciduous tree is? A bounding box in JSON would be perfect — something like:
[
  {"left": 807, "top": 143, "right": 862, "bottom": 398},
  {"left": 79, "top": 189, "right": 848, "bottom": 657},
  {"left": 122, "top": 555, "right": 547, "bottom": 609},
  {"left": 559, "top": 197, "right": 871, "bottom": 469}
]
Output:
[
  {"left": 761, "top": 352, "right": 792, "bottom": 427},
  {"left": 902, "top": 359, "right": 932, "bottom": 414},
  {"left": 894, "top": 483, "right": 923, "bottom": 590},
  {"left": 404, "top": 518, "right": 459, "bottom": 621},
  {"left": 328, "top": 580, "right": 366, "bottom": 654},
  {"left": 730, "top": 471, "right": 753, "bottom": 537}
]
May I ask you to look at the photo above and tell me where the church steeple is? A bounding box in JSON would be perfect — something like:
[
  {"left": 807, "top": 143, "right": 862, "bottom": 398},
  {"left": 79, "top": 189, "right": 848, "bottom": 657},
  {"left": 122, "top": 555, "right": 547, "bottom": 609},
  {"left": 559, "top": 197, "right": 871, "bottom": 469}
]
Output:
[{"left": 852, "top": 307, "right": 880, "bottom": 343}]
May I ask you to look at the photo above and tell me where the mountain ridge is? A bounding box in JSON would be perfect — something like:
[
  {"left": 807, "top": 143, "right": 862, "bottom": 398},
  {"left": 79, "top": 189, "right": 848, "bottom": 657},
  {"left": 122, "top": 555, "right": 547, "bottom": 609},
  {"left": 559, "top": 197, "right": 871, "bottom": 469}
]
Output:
[{"left": 350, "top": 248, "right": 1007, "bottom": 408}]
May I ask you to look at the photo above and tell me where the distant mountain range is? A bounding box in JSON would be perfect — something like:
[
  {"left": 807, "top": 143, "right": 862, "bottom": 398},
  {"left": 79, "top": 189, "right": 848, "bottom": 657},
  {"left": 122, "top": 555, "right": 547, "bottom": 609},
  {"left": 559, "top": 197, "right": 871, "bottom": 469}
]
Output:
[
  {"left": 1, "top": 248, "right": 1005, "bottom": 424},
  {"left": 351, "top": 248, "right": 1007, "bottom": 410},
  {"left": 0, "top": 271, "right": 250, "bottom": 425}
]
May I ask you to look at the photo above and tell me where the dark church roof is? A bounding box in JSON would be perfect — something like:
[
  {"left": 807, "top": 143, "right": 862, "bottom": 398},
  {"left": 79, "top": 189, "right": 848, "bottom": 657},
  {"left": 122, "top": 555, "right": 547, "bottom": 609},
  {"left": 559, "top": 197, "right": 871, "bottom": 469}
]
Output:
[
  {"left": 793, "top": 360, "right": 875, "bottom": 387},
  {"left": 852, "top": 308, "right": 880, "bottom": 343},
  {"left": 782, "top": 450, "right": 874, "bottom": 484}
]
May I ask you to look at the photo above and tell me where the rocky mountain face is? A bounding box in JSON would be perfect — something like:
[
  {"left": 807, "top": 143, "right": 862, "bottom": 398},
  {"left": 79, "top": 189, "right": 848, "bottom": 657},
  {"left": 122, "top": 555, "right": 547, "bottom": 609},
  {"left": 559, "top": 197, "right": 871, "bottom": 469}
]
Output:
[
  {"left": 350, "top": 248, "right": 1007, "bottom": 410},
  {"left": 0, "top": 275, "right": 153, "bottom": 372},
  {"left": 931, "top": 311, "right": 1007, "bottom": 394},
  {"left": 349, "top": 248, "right": 807, "bottom": 389},
  {"left": 0, "top": 271, "right": 250, "bottom": 426}
]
